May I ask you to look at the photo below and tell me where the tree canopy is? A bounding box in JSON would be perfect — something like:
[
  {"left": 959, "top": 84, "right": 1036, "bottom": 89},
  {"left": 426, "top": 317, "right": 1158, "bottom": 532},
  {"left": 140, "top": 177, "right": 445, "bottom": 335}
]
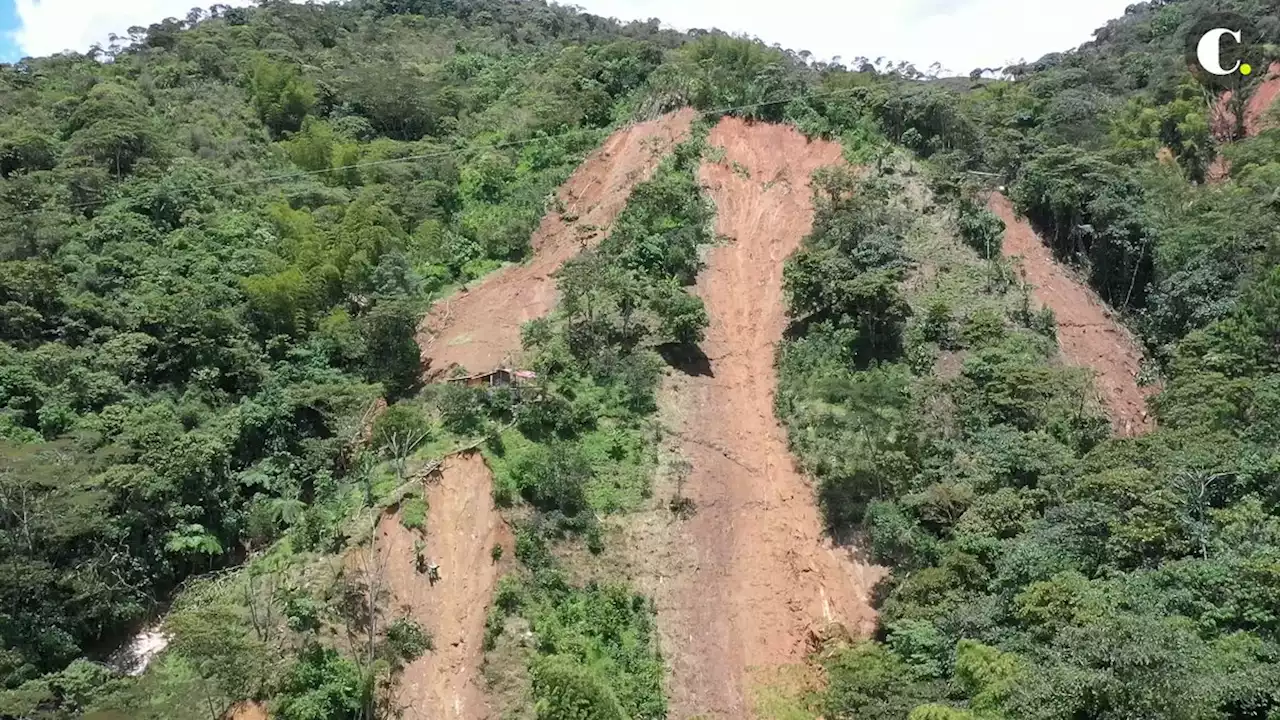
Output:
[{"left": 6, "top": 0, "right": 1280, "bottom": 718}]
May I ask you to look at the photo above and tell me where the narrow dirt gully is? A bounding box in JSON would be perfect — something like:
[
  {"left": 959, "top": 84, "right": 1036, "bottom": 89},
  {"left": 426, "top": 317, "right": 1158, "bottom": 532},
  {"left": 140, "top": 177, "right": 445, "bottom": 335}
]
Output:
[
  {"left": 370, "top": 111, "right": 694, "bottom": 719},
  {"left": 418, "top": 108, "right": 696, "bottom": 378},
  {"left": 988, "top": 193, "right": 1153, "bottom": 436},
  {"left": 629, "top": 118, "right": 883, "bottom": 719},
  {"left": 373, "top": 452, "right": 513, "bottom": 720}
]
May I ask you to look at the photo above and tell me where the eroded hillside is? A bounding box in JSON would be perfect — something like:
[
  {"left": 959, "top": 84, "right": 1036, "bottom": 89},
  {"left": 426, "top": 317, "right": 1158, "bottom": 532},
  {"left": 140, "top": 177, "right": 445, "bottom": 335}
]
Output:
[
  {"left": 625, "top": 118, "right": 883, "bottom": 718},
  {"left": 418, "top": 110, "right": 696, "bottom": 378},
  {"left": 988, "top": 193, "right": 1153, "bottom": 435}
]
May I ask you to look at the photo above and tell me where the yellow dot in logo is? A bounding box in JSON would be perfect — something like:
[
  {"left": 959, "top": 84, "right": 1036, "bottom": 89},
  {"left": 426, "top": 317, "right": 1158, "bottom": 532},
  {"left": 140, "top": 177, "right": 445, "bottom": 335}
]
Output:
[{"left": 1242, "top": 63, "right": 1254, "bottom": 75}]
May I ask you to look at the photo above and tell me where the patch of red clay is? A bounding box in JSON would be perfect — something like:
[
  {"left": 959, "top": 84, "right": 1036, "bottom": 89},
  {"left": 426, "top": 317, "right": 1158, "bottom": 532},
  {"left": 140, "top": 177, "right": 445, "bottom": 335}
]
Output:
[
  {"left": 375, "top": 452, "right": 512, "bottom": 720},
  {"left": 1212, "top": 62, "right": 1280, "bottom": 139},
  {"left": 1247, "top": 68, "right": 1280, "bottom": 134},
  {"left": 648, "top": 118, "right": 884, "bottom": 719},
  {"left": 418, "top": 110, "right": 696, "bottom": 378},
  {"left": 1208, "top": 63, "right": 1280, "bottom": 180},
  {"left": 988, "top": 193, "right": 1154, "bottom": 436},
  {"left": 221, "top": 701, "right": 267, "bottom": 720}
]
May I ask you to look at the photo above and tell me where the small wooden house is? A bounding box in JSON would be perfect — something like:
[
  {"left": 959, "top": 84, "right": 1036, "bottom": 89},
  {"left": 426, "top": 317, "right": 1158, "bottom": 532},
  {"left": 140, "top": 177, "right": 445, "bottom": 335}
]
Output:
[{"left": 446, "top": 367, "right": 538, "bottom": 390}]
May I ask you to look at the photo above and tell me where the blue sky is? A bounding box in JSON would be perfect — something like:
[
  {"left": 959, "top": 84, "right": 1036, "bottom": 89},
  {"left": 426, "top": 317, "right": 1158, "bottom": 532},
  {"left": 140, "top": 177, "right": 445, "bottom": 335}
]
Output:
[
  {"left": 0, "top": 0, "right": 1135, "bottom": 72},
  {"left": 0, "top": 0, "right": 20, "bottom": 62}
]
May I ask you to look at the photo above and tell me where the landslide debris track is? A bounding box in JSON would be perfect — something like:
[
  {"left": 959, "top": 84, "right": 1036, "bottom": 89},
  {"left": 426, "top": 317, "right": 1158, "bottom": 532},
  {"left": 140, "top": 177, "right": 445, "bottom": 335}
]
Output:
[
  {"left": 988, "top": 193, "right": 1153, "bottom": 436},
  {"left": 1212, "top": 62, "right": 1280, "bottom": 139},
  {"left": 417, "top": 109, "right": 696, "bottom": 377},
  {"left": 373, "top": 452, "right": 512, "bottom": 720},
  {"left": 388, "top": 112, "right": 692, "bottom": 718},
  {"left": 644, "top": 119, "right": 883, "bottom": 718}
]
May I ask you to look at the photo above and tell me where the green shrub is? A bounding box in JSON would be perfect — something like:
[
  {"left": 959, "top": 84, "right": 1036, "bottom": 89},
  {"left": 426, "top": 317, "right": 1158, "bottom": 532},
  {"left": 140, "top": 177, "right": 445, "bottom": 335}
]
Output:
[
  {"left": 438, "top": 383, "right": 486, "bottom": 435},
  {"left": 958, "top": 307, "right": 1007, "bottom": 348},
  {"left": 510, "top": 442, "right": 592, "bottom": 518},
  {"left": 822, "top": 642, "right": 931, "bottom": 720},
  {"left": 955, "top": 200, "right": 1005, "bottom": 259},
  {"left": 276, "top": 646, "right": 365, "bottom": 720},
  {"left": 921, "top": 298, "right": 955, "bottom": 347},
  {"left": 531, "top": 656, "right": 627, "bottom": 720},
  {"left": 494, "top": 576, "right": 524, "bottom": 613},
  {"left": 483, "top": 606, "right": 507, "bottom": 651},
  {"left": 386, "top": 617, "right": 432, "bottom": 663},
  {"left": 373, "top": 404, "right": 432, "bottom": 453},
  {"left": 399, "top": 496, "right": 427, "bottom": 531}
]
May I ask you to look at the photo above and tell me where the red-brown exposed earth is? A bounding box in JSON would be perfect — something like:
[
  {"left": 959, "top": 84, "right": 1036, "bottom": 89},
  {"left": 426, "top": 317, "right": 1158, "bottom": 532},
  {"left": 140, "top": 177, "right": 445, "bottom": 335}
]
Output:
[
  {"left": 373, "top": 452, "right": 512, "bottom": 720},
  {"left": 638, "top": 118, "right": 884, "bottom": 718},
  {"left": 988, "top": 193, "right": 1154, "bottom": 436},
  {"left": 417, "top": 110, "right": 696, "bottom": 378}
]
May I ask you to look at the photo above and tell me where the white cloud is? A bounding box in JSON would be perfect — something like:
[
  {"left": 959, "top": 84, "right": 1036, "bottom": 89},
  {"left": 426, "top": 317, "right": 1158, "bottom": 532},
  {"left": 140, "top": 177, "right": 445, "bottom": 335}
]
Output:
[
  {"left": 11, "top": 0, "right": 1135, "bottom": 73},
  {"left": 571, "top": 0, "right": 1137, "bottom": 75},
  {"left": 11, "top": 0, "right": 252, "bottom": 58}
]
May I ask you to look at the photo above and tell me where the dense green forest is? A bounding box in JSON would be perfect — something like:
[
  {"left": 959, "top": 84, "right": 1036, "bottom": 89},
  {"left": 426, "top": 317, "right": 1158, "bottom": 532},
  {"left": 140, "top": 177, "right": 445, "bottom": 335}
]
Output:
[
  {"left": 4, "top": 0, "right": 1280, "bottom": 717},
  {"left": 771, "top": 1, "right": 1280, "bottom": 718},
  {"left": 0, "top": 0, "right": 697, "bottom": 715}
]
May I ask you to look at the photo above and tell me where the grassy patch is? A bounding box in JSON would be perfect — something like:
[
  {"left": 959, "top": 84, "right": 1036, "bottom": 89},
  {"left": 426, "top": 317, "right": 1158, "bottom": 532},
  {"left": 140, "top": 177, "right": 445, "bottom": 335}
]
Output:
[
  {"left": 577, "top": 422, "right": 656, "bottom": 512},
  {"left": 399, "top": 496, "right": 427, "bottom": 531},
  {"left": 749, "top": 664, "right": 824, "bottom": 720},
  {"left": 485, "top": 553, "right": 666, "bottom": 720},
  {"left": 481, "top": 612, "right": 537, "bottom": 720}
]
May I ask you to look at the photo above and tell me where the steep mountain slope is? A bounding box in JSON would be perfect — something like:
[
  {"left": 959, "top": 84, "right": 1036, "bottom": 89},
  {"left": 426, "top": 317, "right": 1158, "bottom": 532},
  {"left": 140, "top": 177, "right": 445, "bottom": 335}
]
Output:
[
  {"left": 10, "top": 0, "right": 1280, "bottom": 719},
  {"left": 988, "top": 193, "right": 1153, "bottom": 435},
  {"left": 392, "top": 110, "right": 693, "bottom": 719},
  {"left": 417, "top": 109, "right": 696, "bottom": 377},
  {"left": 0, "top": 2, "right": 709, "bottom": 717},
  {"left": 640, "top": 118, "right": 882, "bottom": 718}
]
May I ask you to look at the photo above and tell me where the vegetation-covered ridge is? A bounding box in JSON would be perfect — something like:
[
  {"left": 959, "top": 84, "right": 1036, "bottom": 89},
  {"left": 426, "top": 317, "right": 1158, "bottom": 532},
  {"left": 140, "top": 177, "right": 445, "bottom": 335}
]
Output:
[
  {"left": 772, "top": 19, "right": 1280, "bottom": 715},
  {"left": 5, "top": 0, "right": 1280, "bottom": 718},
  {"left": 0, "top": 0, "right": 703, "bottom": 716},
  {"left": 778, "top": 158, "right": 1280, "bottom": 720},
  {"left": 478, "top": 129, "right": 714, "bottom": 720}
]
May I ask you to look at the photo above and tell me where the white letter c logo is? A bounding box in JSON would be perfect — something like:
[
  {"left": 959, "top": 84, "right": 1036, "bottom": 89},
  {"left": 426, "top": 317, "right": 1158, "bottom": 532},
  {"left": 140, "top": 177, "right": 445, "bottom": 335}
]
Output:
[{"left": 1198, "top": 27, "right": 1242, "bottom": 75}]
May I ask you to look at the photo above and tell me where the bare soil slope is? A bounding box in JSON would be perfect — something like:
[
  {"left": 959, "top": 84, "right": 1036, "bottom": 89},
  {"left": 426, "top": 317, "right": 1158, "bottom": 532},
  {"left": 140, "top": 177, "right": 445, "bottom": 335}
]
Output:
[
  {"left": 1246, "top": 68, "right": 1280, "bottom": 135},
  {"left": 375, "top": 453, "right": 512, "bottom": 720},
  {"left": 641, "top": 118, "right": 882, "bottom": 719},
  {"left": 1212, "top": 63, "right": 1280, "bottom": 139},
  {"left": 418, "top": 109, "right": 696, "bottom": 378},
  {"left": 1208, "top": 64, "right": 1280, "bottom": 180},
  {"left": 988, "top": 193, "right": 1153, "bottom": 436}
]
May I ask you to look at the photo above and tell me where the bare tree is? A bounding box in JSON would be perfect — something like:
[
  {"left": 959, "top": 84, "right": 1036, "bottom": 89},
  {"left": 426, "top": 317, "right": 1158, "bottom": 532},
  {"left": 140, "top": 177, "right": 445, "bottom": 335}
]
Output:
[
  {"left": 384, "top": 427, "right": 430, "bottom": 482},
  {"left": 340, "top": 537, "right": 393, "bottom": 720}
]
